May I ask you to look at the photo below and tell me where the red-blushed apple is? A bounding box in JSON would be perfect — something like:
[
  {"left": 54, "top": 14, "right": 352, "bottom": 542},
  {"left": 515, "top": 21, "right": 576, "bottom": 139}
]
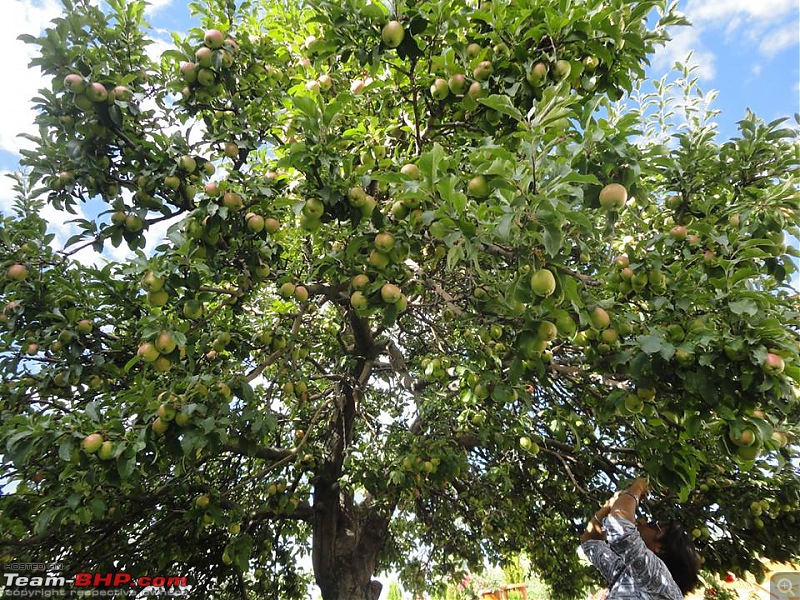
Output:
[
  {"left": 63, "top": 73, "right": 86, "bottom": 93},
  {"left": 81, "top": 433, "right": 104, "bottom": 454},
  {"left": 318, "top": 74, "right": 333, "bottom": 92},
  {"left": 264, "top": 217, "right": 280, "bottom": 234},
  {"left": 6, "top": 264, "right": 29, "bottom": 281},
  {"left": 351, "top": 274, "right": 370, "bottom": 290},
  {"left": 180, "top": 62, "right": 197, "bottom": 83},
  {"left": 86, "top": 82, "right": 108, "bottom": 102},
  {"left": 669, "top": 225, "right": 687, "bottom": 240},
  {"left": 246, "top": 212, "right": 265, "bottom": 233},
  {"left": 294, "top": 285, "right": 309, "bottom": 302},
  {"left": 155, "top": 331, "right": 177, "bottom": 354},
  {"left": 448, "top": 73, "right": 467, "bottom": 95},
  {"left": 526, "top": 62, "right": 549, "bottom": 87},
  {"left": 137, "top": 342, "right": 160, "bottom": 363},
  {"left": 222, "top": 191, "right": 244, "bottom": 210},
  {"left": 196, "top": 46, "right": 213, "bottom": 67},
  {"left": 762, "top": 352, "right": 785, "bottom": 375},
  {"left": 204, "top": 29, "right": 225, "bottom": 49},
  {"left": 76, "top": 319, "right": 93, "bottom": 335}
]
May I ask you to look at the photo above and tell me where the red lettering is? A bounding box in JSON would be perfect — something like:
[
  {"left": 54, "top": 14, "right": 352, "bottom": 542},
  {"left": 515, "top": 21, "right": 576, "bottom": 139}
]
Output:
[
  {"left": 151, "top": 576, "right": 165, "bottom": 587},
  {"left": 138, "top": 577, "right": 151, "bottom": 587},
  {"left": 74, "top": 573, "right": 93, "bottom": 587},
  {"left": 167, "top": 577, "right": 188, "bottom": 587},
  {"left": 113, "top": 573, "right": 132, "bottom": 586},
  {"left": 94, "top": 573, "right": 114, "bottom": 586}
]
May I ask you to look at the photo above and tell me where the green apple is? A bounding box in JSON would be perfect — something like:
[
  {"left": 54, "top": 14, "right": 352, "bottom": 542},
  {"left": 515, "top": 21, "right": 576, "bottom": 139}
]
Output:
[
  {"left": 137, "top": 342, "right": 160, "bottom": 363},
  {"left": 448, "top": 73, "right": 468, "bottom": 95},
  {"left": 473, "top": 60, "right": 493, "bottom": 81},
  {"left": 381, "top": 283, "right": 402, "bottom": 304},
  {"left": 530, "top": 269, "right": 556, "bottom": 297},
  {"left": 599, "top": 183, "right": 627, "bottom": 210},
  {"left": 467, "top": 175, "right": 489, "bottom": 198},
  {"left": 381, "top": 20, "right": 405, "bottom": 48},
  {"left": 98, "top": 441, "right": 114, "bottom": 460},
  {"left": 430, "top": 78, "right": 450, "bottom": 101},
  {"left": 374, "top": 232, "right": 395, "bottom": 252},
  {"left": 350, "top": 291, "right": 368, "bottom": 310},
  {"left": 526, "top": 62, "right": 548, "bottom": 87},
  {"left": 590, "top": 306, "right": 610, "bottom": 329}
]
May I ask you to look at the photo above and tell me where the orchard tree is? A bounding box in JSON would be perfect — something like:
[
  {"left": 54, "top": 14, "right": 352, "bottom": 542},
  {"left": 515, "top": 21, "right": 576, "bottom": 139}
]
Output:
[{"left": 1, "top": 0, "right": 799, "bottom": 599}]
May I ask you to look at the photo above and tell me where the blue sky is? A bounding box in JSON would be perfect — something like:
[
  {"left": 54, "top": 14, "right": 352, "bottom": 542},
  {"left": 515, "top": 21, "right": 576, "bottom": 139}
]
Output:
[{"left": 0, "top": 0, "right": 798, "bottom": 262}]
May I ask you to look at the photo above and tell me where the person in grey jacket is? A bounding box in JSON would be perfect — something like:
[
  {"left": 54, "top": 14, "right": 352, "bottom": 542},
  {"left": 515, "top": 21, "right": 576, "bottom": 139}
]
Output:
[{"left": 580, "top": 477, "right": 700, "bottom": 600}]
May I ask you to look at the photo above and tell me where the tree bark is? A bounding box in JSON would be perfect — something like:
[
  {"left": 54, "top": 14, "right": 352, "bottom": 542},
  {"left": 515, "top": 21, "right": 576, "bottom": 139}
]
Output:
[{"left": 312, "top": 482, "right": 389, "bottom": 600}]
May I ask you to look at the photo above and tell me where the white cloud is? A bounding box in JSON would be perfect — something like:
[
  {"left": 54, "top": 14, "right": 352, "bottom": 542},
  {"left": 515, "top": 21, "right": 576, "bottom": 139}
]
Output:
[
  {"left": 759, "top": 22, "right": 800, "bottom": 57},
  {"left": 1, "top": 0, "right": 62, "bottom": 156},
  {"left": 654, "top": 0, "right": 798, "bottom": 81},
  {"left": 144, "top": 0, "right": 173, "bottom": 15}
]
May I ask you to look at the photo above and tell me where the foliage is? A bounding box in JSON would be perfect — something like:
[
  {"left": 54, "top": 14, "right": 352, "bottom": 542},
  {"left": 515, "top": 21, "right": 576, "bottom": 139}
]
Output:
[{"left": 1, "top": 0, "right": 799, "bottom": 598}]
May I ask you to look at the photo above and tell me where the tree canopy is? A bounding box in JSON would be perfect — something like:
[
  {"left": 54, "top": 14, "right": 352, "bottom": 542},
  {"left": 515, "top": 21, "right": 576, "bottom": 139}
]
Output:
[{"left": 1, "top": 0, "right": 798, "bottom": 598}]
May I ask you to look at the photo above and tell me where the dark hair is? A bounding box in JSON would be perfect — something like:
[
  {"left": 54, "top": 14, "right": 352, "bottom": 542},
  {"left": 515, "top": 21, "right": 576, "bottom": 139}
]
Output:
[{"left": 660, "top": 522, "right": 701, "bottom": 595}]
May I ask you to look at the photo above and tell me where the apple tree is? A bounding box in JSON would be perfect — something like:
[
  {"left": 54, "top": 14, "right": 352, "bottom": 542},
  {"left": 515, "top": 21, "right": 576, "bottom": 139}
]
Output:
[{"left": 1, "top": 0, "right": 799, "bottom": 598}]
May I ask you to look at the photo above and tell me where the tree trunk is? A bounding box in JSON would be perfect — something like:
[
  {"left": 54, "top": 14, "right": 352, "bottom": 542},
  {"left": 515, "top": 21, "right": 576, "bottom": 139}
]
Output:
[{"left": 312, "top": 480, "right": 389, "bottom": 600}]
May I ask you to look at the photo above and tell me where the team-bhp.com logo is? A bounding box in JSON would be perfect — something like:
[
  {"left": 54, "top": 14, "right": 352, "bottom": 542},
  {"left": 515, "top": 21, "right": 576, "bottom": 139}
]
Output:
[{"left": 2, "top": 564, "right": 189, "bottom": 597}]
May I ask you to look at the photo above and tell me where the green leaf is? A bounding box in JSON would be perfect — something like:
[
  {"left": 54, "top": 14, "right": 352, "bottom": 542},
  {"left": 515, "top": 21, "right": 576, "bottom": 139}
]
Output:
[
  {"left": 477, "top": 95, "right": 523, "bottom": 121},
  {"left": 728, "top": 299, "right": 758, "bottom": 316}
]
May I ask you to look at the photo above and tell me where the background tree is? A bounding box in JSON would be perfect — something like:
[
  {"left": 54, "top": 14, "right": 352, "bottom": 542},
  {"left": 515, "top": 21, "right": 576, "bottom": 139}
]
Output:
[{"left": 1, "top": 0, "right": 798, "bottom": 599}]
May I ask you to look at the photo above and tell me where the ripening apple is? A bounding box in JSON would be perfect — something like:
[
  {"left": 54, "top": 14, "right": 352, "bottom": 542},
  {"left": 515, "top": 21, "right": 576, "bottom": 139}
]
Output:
[
  {"left": 303, "top": 197, "right": 325, "bottom": 219},
  {"left": 600, "top": 328, "right": 618, "bottom": 344},
  {"left": 204, "top": 29, "right": 225, "bottom": 49},
  {"left": 636, "top": 387, "right": 656, "bottom": 401},
  {"left": 368, "top": 250, "right": 390, "bottom": 269},
  {"left": 294, "top": 285, "right": 309, "bottom": 302},
  {"left": 351, "top": 274, "right": 370, "bottom": 290},
  {"left": 279, "top": 282, "right": 296, "bottom": 298},
  {"left": 195, "top": 46, "right": 213, "bottom": 67},
  {"left": 86, "top": 82, "right": 108, "bottom": 102},
  {"left": 222, "top": 192, "right": 243, "bottom": 210},
  {"left": 537, "top": 320, "right": 558, "bottom": 342},
  {"left": 350, "top": 291, "right": 368, "bottom": 310},
  {"left": 195, "top": 494, "right": 210, "bottom": 508},
  {"left": 76, "top": 319, "right": 93, "bottom": 335},
  {"left": 530, "top": 269, "right": 556, "bottom": 298},
  {"left": 381, "top": 20, "right": 405, "bottom": 48},
  {"left": 6, "top": 264, "right": 28, "bottom": 281},
  {"left": 448, "top": 73, "right": 467, "bottom": 95},
  {"left": 599, "top": 183, "right": 628, "bottom": 210},
  {"left": 624, "top": 394, "right": 644, "bottom": 414},
  {"left": 98, "top": 441, "right": 114, "bottom": 460},
  {"left": 178, "top": 155, "right": 197, "bottom": 173},
  {"left": 400, "top": 163, "right": 420, "bottom": 180},
  {"left": 374, "top": 232, "right": 395, "bottom": 252},
  {"left": 197, "top": 68, "right": 215, "bottom": 87},
  {"left": 110, "top": 85, "right": 132, "bottom": 102},
  {"left": 467, "top": 175, "right": 489, "bottom": 198},
  {"left": 473, "top": 60, "right": 493, "bottom": 81},
  {"left": 137, "top": 342, "right": 160, "bottom": 363},
  {"left": 180, "top": 61, "right": 197, "bottom": 83},
  {"left": 183, "top": 299, "right": 204, "bottom": 320},
  {"left": 430, "top": 78, "right": 450, "bottom": 101},
  {"left": 224, "top": 142, "right": 239, "bottom": 159},
  {"left": 264, "top": 218, "right": 280, "bottom": 234},
  {"left": 467, "top": 82, "right": 485, "bottom": 100},
  {"left": 82, "top": 433, "right": 104, "bottom": 453},
  {"left": 25, "top": 342, "right": 38, "bottom": 356},
  {"left": 151, "top": 417, "right": 169, "bottom": 435},
  {"left": 728, "top": 427, "right": 756, "bottom": 447},
  {"left": 246, "top": 212, "right": 265, "bottom": 233},
  {"left": 147, "top": 289, "right": 169, "bottom": 307},
  {"left": 669, "top": 225, "right": 687, "bottom": 240},
  {"left": 590, "top": 306, "right": 611, "bottom": 330},
  {"left": 526, "top": 62, "right": 548, "bottom": 87},
  {"left": 124, "top": 215, "right": 144, "bottom": 232},
  {"left": 155, "top": 331, "right": 177, "bottom": 355},
  {"left": 583, "top": 55, "right": 600, "bottom": 71},
  {"left": 318, "top": 74, "right": 333, "bottom": 92},
  {"left": 553, "top": 59, "right": 571, "bottom": 81},
  {"left": 762, "top": 352, "right": 785, "bottom": 375},
  {"left": 466, "top": 43, "right": 482, "bottom": 59},
  {"left": 381, "top": 283, "right": 402, "bottom": 304},
  {"left": 64, "top": 73, "right": 86, "bottom": 93}
]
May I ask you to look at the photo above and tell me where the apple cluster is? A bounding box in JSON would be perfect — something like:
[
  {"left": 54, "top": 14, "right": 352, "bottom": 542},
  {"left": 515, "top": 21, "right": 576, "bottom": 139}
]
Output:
[{"left": 179, "top": 29, "right": 239, "bottom": 104}]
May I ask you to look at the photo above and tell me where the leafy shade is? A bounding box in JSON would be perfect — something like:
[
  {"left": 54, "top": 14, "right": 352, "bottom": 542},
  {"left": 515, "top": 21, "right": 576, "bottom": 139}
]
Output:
[{"left": 1, "top": 0, "right": 798, "bottom": 599}]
